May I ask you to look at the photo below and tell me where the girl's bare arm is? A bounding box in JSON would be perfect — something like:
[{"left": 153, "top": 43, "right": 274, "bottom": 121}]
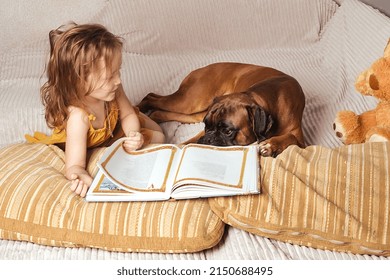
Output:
[{"left": 65, "top": 107, "right": 92, "bottom": 197}]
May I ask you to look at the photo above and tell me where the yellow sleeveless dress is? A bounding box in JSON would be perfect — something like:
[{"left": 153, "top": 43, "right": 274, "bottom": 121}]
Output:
[{"left": 25, "top": 102, "right": 151, "bottom": 148}]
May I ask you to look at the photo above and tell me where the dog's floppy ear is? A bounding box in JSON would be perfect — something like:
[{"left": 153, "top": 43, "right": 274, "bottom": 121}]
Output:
[
  {"left": 247, "top": 106, "right": 273, "bottom": 142},
  {"left": 203, "top": 104, "right": 219, "bottom": 126}
]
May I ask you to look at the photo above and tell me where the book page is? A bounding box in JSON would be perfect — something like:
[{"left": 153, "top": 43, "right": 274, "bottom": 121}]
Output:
[
  {"left": 174, "top": 145, "right": 247, "bottom": 189},
  {"left": 106, "top": 151, "right": 157, "bottom": 189},
  {"left": 86, "top": 169, "right": 172, "bottom": 202},
  {"left": 99, "top": 142, "right": 179, "bottom": 192}
]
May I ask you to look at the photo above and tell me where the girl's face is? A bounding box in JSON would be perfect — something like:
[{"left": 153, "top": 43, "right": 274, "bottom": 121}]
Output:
[{"left": 86, "top": 57, "right": 121, "bottom": 102}]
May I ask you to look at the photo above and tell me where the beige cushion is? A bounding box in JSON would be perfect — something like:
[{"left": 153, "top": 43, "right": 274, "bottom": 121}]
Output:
[
  {"left": 209, "top": 142, "right": 390, "bottom": 256},
  {"left": 0, "top": 143, "right": 224, "bottom": 253}
]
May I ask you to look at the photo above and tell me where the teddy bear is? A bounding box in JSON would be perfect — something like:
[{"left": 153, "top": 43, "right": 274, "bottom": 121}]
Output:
[{"left": 333, "top": 39, "right": 390, "bottom": 144}]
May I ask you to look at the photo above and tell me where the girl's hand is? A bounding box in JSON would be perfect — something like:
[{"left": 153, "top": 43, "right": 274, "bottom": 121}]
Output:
[
  {"left": 69, "top": 173, "right": 93, "bottom": 198},
  {"left": 123, "top": 131, "right": 144, "bottom": 151}
]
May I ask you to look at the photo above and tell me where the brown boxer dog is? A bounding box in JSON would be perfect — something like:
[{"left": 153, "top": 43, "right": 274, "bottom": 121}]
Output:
[{"left": 138, "top": 62, "right": 305, "bottom": 156}]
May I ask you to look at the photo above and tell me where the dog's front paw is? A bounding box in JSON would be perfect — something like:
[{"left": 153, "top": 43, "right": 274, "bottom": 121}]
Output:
[{"left": 258, "top": 141, "right": 273, "bottom": 157}]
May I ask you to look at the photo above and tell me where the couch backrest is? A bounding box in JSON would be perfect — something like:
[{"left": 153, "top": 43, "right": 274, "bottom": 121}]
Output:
[{"left": 98, "top": 0, "right": 337, "bottom": 53}]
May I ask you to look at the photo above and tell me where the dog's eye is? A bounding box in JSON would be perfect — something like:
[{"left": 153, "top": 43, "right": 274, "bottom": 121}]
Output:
[{"left": 224, "top": 128, "right": 234, "bottom": 136}]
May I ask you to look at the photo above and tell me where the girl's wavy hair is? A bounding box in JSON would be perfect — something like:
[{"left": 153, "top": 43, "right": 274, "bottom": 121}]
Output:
[{"left": 41, "top": 22, "right": 123, "bottom": 130}]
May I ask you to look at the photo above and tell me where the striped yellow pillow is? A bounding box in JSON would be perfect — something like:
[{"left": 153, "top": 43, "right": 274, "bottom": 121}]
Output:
[
  {"left": 209, "top": 143, "right": 390, "bottom": 256},
  {"left": 0, "top": 143, "right": 224, "bottom": 253}
]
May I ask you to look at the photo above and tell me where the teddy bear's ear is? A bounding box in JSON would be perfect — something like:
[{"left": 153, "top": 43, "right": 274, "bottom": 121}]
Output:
[
  {"left": 368, "top": 73, "right": 379, "bottom": 90},
  {"left": 384, "top": 38, "right": 390, "bottom": 57}
]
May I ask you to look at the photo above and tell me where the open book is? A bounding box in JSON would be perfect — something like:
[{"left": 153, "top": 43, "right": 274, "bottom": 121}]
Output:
[{"left": 85, "top": 139, "right": 260, "bottom": 202}]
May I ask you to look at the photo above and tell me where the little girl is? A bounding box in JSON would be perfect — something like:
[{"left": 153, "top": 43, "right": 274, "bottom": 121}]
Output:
[{"left": 26, "top": 23, "right": 165, "bottom": 197}]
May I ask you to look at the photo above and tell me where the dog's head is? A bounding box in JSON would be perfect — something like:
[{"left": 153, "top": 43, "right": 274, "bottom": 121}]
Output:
[{"left": 197, "top": 94, "right": 274, "bottom": 146}]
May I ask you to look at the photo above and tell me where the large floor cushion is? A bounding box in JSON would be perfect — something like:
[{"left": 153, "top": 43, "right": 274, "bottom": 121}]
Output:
[
  {"left": 0, "top": 143, "right": 224, "bottom": 253},
  {"left": 209, "top": 142, "right": 390, "bottom": 256}
]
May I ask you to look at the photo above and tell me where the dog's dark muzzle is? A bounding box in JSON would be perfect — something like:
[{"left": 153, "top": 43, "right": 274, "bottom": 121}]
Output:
[{"left": 197, "top": 131, "right": 234, "bottom": 146}]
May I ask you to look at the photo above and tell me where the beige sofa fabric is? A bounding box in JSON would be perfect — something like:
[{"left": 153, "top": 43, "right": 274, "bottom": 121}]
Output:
[{"left": 210, "top": 142, "right": 390, "bottom": 256}]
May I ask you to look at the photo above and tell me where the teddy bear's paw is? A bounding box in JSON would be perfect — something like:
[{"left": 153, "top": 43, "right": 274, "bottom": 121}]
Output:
[
  {"left": 333, "top": 121, "right": 347, "bottom": 143},
  {"left": 367, "top": 133, "right": 389, "bottom": 142}
]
